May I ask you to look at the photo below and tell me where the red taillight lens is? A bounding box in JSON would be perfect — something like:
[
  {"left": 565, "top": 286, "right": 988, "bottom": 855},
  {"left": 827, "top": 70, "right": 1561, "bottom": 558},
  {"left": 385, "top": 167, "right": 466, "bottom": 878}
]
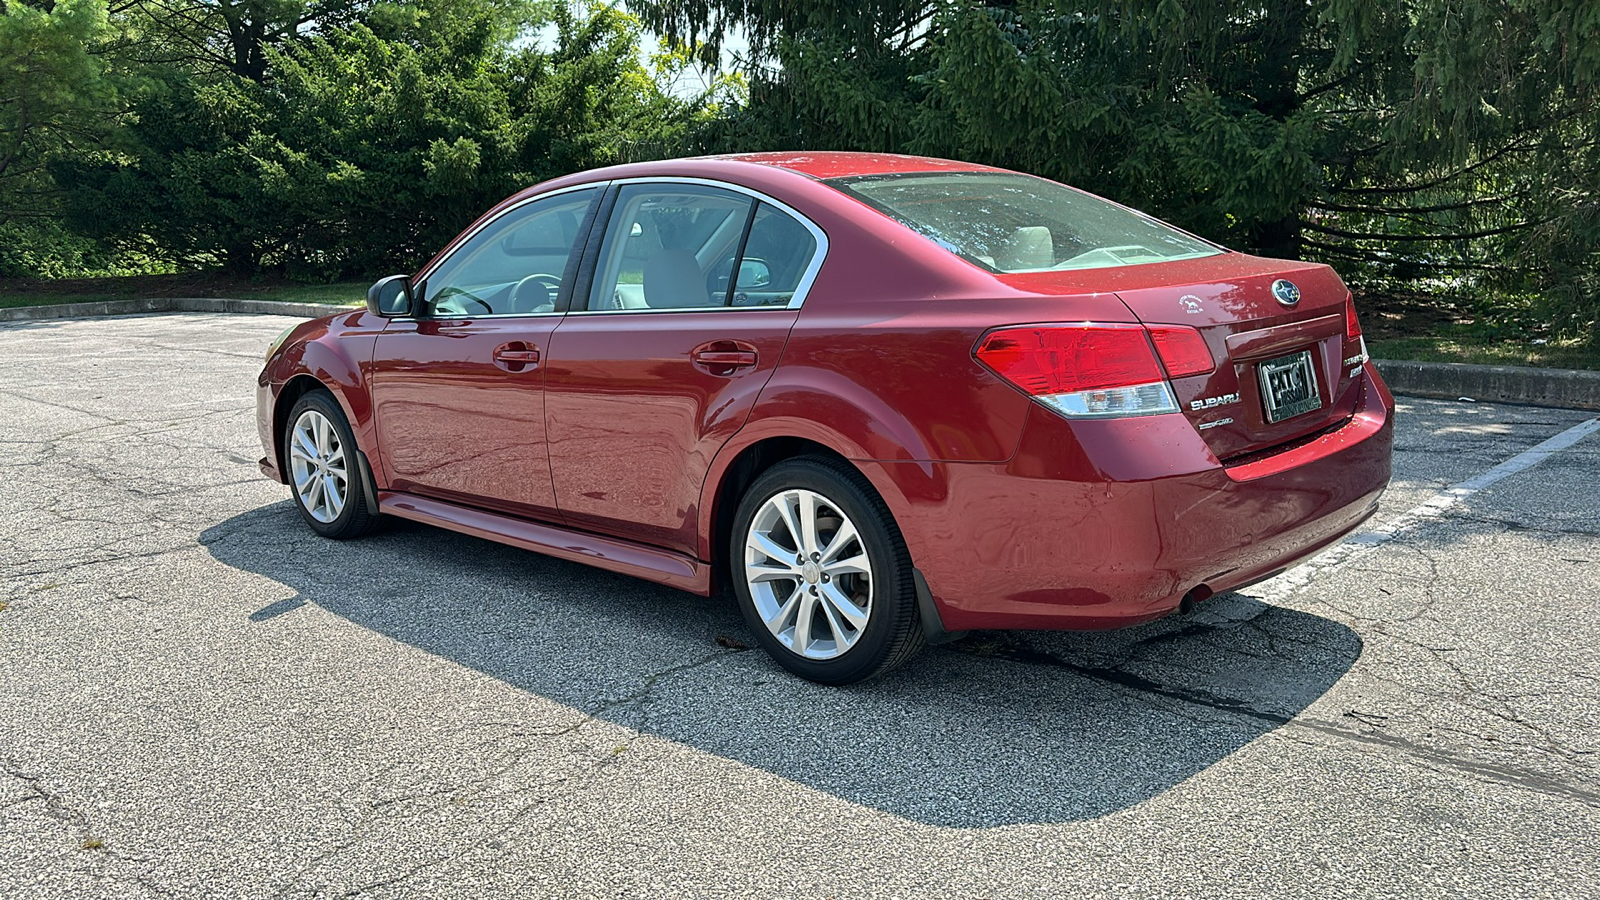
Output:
[
  {"left": 1146, "top": 325, "right": 1215, "bottom": 379},
  {"left": 974, "top": 324, "right": 1184, "bottom": 418},
  {"left": 1345, "top": 295, "right": 1363, "bottom": 340},
  {"left": 974, "top": 325, "right": 1165, "bottom": 395}
]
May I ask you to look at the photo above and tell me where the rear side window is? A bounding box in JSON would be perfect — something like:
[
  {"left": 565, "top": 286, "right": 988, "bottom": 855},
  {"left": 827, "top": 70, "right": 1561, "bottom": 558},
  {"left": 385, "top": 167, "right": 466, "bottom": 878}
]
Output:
[
  {"left": 730, "top": 203, "right": 819, "bottom": 307},
  {"left": 827, "top": 172, "right": 1221, "bottom": 273},
  {"left": 587, "top": 184, "right": 753, "bottom": 311},
  {"left": 583, "top": 184, "right": 825, "bottom": 312}
]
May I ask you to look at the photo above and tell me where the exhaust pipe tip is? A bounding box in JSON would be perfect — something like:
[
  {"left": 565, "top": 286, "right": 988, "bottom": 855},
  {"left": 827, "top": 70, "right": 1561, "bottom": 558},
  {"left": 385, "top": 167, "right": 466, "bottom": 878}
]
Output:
[{"left": 1178, "top": 585, "right": 1214, "bottom": 615}]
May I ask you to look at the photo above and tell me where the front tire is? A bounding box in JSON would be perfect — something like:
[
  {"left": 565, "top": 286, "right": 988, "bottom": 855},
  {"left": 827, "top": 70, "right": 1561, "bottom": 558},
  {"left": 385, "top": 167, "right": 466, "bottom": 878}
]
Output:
[
  {"left": 284, "top": 391, "right": 380, "bottom": 539},
  {"left": 730, "top": 456, "right": 924, "bottom": 685}
]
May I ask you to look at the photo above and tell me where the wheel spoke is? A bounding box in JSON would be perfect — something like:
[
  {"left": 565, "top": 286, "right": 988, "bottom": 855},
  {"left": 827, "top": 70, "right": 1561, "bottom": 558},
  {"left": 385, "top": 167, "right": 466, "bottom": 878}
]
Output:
[
  {"left": 820, "top": 583, "right": 870, "bottom": 630},
  {"left": 746, "top": 561, "right": 796, "bottom": 584},
  {"left": 819, "top": 518, "right": 858, "bottom": 565},
  {"left": 749, "top": 531, "right": 797, "bottom": 567},
  {"left": 790, "top": 590, "right": 816, "bottom": 651},
  {"left": 324, "top": 463, "right": 348, "bottom": 482},
  {"left": 765, "top": 584, "right": 801, "bottom": 632},
  {"left": 816, "top": 594, "right": 849, "bottom": 648},
  {"left": 289, "top": 445, "right": 316, "bottom": 464},
  {"left": 771, "top": 492, "right": 804, "bottom": 555},
  {"left": 304, "top": 474, "right": 324, "bottom": 510},
  {"left": 797, "top": 491, "right": 819, "bottom": 555},
  {"left": 823, "top": 553, "right": 871, "bottom": 578},
  {"left": 323, "top": 475, "right": 344, "bottom": 516},
  {"left": 325, "top": 444, "right": 345, "bottom": 466},
  {"left": 294, "top": 427, "right": 318, "bottom": 460},
  {"left": 316, "top": 416, "right": 332, "bottom": 454}
]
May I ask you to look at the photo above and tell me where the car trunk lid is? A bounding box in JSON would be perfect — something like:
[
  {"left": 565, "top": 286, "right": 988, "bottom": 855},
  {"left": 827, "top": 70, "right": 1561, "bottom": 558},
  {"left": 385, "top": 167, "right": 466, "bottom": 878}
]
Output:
[{"left": 1108, "top": 256, "right": 1364, "bottom": 462}]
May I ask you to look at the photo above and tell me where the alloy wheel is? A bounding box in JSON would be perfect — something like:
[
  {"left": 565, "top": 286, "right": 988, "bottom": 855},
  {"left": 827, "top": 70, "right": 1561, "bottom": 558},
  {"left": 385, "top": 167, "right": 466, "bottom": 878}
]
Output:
[
  {"left": 289, "top": 409, "right": 348, "bottom": 524},
  {"left": 744, "top": 488, "right": 874, "bottom": 659}
]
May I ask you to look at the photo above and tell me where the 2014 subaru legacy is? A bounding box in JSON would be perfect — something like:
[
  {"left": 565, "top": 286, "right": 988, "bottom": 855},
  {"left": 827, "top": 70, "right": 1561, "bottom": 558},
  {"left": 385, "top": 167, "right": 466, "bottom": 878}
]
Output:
[{"left": 257, "top": 152, "right": 1393, "bottom": 684}]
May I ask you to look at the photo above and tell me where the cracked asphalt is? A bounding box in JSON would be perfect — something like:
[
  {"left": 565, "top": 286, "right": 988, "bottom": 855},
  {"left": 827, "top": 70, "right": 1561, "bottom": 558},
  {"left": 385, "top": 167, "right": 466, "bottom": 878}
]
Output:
[{"left": 2, "top": 313, "right": 1598, "bottom": 898}]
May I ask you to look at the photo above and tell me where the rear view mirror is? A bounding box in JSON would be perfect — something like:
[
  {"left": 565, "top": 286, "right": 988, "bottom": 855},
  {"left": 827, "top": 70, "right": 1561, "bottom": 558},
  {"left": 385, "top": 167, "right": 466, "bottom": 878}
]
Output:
[
  {"left": 737, "top": 259, "right": 771, "bottom": 288},
  {"left": 367, "top": 275, "right": 413, "bottom": 317}
]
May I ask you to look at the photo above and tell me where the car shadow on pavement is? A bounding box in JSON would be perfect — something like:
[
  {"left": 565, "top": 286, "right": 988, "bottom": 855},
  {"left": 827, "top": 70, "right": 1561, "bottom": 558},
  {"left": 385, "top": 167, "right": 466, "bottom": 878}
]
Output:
[{"left": 202, "top": 502, "right": 1362, "bottom": 829}]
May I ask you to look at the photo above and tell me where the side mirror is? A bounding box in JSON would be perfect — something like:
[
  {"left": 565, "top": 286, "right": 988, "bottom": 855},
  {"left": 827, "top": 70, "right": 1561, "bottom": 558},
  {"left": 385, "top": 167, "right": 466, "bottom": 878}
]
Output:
[
  {"left": 737, "top": 259, "right": 771, "bottom": 289},
  {"left": 367, "top": 275, "right": 414, "bottom": 317}
]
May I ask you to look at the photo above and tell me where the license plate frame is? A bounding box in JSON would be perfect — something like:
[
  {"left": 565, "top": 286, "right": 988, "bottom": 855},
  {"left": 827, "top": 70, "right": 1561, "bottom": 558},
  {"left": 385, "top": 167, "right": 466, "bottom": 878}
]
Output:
[{"left": 1257, "top": 349, "right": 1322, "bottom": 424}]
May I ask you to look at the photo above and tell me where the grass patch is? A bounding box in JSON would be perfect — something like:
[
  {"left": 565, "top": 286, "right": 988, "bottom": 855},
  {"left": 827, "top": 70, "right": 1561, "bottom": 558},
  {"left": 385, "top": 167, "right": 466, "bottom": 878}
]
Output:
[
  {"left": 0, "top": 293, "right": 129, "bottom": 309},
  {"left": 248, "top": 283, "right": 369, "bottom": 306},
  {"left": 1368, "top": 335, "right": 1600, "bottom": 371},
  {"left": 1359, "top": 288, "right": 1597, "bottom": 371},
  {"left": 0, "top": 273, "right": 367, "bottom": 309}
]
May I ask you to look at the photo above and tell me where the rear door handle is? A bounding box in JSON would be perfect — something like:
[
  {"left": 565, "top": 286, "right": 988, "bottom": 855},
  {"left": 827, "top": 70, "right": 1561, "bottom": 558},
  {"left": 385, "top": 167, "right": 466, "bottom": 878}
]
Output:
[
  {"left": 493, "top": 341, "right": 540, "bottom": 371},
  {"left": 692, "top": 350, "right": 757, "bottom": 366},
  {"left": 691, "top": 342, "right": 758, "bottom": 374}
]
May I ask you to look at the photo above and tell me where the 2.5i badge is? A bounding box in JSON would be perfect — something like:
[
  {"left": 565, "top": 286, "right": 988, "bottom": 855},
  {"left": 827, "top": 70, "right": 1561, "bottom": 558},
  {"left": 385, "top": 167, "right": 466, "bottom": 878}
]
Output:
[{"left": 1190, "top": 391, "right": 1241, "bottom": 412}]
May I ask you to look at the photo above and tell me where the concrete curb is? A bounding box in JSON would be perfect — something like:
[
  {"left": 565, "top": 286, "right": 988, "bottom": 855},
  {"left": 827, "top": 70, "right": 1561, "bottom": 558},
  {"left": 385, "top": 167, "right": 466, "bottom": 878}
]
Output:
[
  {"left": 0, "top": 296, "right": 352, "bottom": 322},
  {"left": 1375, "top": 359, "right": 1600, "bottom": 411}
]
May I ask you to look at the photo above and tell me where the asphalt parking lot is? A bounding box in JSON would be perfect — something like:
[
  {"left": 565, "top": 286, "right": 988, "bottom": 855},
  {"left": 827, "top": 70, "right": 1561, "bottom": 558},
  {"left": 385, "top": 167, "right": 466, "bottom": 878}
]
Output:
[{"left": 2, "top": 313, "right": 1598, "bottom": 898}]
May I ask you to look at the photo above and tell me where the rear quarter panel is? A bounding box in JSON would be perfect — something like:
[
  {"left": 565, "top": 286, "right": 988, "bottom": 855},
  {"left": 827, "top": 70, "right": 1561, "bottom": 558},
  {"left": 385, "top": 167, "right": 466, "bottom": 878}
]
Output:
[{"left": 697, "top": 172, "right": 1151, "bottom": 557}]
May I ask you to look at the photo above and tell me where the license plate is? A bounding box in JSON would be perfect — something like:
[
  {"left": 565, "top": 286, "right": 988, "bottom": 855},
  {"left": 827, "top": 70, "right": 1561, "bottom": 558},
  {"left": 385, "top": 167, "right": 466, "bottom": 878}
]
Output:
[{"left": 1257, "top": 350, "right": 1322, "bottom": 423}]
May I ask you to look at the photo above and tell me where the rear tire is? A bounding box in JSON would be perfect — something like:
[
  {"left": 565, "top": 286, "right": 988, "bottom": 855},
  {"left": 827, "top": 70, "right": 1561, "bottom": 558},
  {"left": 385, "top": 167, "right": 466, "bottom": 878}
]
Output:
[
  {"left": 730, "top": 455, "right": 924, "bottom": 685},
  {"left": 283, "top": 391, "right": 380, "bottom": 540}
]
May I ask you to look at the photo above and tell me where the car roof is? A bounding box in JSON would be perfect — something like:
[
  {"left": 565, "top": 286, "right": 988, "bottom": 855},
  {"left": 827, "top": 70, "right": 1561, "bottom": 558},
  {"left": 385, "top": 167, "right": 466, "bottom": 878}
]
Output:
[{"left": 697, "top": 151, "right": 1004, "bottom": 180}]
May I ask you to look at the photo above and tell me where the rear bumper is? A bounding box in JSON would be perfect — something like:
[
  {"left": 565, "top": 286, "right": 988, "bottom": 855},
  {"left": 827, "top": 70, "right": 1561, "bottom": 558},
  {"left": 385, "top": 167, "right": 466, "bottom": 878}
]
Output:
[{"left": 865, "top": 361, "right": 1395, "bottom": 631}]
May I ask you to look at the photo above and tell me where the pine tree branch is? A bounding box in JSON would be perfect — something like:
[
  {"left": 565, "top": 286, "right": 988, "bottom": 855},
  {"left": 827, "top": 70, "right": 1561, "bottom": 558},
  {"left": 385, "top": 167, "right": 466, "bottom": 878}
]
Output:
[
  {"left": 1300, "top": 218, "right": 1549, "bottom": 243},
  {"left": 1311, "top": 196, "right": 1512, "bottom": 215}
]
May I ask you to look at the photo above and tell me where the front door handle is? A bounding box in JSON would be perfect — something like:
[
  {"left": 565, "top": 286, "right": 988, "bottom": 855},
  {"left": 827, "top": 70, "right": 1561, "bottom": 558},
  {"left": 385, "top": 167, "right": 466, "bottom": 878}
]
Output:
[
  {"left": 493, "top": 341, "right": 540, "bottom": 371},
  {"left": 691, "top": 341, "right": 758, "bottom": 374}
]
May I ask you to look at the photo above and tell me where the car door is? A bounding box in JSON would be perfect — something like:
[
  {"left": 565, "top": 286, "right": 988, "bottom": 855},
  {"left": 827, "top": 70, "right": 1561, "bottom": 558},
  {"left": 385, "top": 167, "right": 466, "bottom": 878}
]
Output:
[
  {"left": 543, "top": 181, "right": 827, "bottom": 556},
  {"left": 369, "top": 185, "right": 601, "bottom": 521}
]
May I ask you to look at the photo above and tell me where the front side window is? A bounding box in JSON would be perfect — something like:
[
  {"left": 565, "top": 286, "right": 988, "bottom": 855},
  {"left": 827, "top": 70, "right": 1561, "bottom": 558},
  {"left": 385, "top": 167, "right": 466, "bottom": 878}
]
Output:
[
  {"left": 827, "top": 172, "right": 1221, "bottom": 273},
  {"left": 588, "top": 184, "right": 755, "bottom": 311},
  {"left": 422, "top": 187, "right": 597, "bottom": 317}
]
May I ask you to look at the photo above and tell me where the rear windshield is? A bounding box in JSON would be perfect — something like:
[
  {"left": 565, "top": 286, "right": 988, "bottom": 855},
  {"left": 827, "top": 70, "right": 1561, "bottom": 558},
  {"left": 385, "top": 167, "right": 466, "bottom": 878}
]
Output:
[{"left": 827, "top": 172, "right": 1222, "bottom": 273}]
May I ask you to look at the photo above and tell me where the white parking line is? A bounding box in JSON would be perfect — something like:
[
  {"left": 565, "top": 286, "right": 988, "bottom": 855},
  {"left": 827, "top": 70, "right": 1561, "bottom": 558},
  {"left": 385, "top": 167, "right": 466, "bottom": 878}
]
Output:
[{"left": 1249, "top": 416, "right": 1600, "bottom": 605}]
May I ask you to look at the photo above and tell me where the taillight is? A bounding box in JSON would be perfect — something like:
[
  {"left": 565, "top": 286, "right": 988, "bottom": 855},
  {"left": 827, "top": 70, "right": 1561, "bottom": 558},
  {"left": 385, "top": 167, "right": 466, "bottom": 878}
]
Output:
[
  {"left": 1344, "top": 295, "right": 1370, "bottom": 366},
  {"left": 1146, "top": 325, "right": 1215, "bottom": 378},
  {"left": 974, "top": 324, "right": 1183, "bottom": 419}
]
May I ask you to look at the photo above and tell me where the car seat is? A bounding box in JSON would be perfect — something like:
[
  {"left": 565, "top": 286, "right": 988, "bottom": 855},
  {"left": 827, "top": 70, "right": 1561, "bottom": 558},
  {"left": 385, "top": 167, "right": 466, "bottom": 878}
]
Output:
[
  {"left": 643, "top": 249, "right": 711, "bottom": 308},
  {"left": 996, "top": 226, "right": 1054, "bottom": 270}
]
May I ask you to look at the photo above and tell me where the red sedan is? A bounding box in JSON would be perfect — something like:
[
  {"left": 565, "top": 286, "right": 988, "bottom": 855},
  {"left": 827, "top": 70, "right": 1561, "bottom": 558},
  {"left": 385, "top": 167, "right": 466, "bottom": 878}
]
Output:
[{"left": 257, "top": 152, "right": 1394, "bottom": 684}]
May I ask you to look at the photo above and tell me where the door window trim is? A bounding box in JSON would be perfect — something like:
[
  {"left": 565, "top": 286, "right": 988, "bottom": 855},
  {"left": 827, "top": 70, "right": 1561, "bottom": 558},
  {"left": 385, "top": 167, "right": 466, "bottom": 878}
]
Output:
[
  {"left": 397, "top": 182, "right": 608, "bottom": 322},
  {"left": 567, "top": 176, "right": 830, "bottom": 315}
]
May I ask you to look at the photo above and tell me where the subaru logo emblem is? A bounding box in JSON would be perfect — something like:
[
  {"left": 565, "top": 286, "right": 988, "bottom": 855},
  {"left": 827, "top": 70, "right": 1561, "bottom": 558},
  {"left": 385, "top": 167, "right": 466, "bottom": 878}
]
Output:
[{"left": 1271, "top": 279, "right": 1301, "bottom": 306}]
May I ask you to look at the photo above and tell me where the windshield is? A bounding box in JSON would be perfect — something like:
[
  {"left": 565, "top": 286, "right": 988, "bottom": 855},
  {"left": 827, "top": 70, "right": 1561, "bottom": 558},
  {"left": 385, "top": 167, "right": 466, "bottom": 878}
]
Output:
[{"left": 827, "top": 172, "right": 1222, "bottom": 273}]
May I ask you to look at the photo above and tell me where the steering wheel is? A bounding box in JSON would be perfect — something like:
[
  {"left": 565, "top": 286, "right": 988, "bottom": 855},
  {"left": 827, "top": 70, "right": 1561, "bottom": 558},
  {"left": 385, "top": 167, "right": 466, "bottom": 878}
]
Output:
[
  {"left": 511, "top": 273, "right": 562, "bottom": 312},
  {"left": 435, "top": 291, "right": 493, "bottom": 316}
]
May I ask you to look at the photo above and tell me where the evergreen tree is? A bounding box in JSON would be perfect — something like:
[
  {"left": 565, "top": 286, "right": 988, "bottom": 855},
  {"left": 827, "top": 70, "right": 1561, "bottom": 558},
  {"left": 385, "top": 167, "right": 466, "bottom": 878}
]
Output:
[{"left": 642, "top": 0, "right": 1600, "bottom": 338}]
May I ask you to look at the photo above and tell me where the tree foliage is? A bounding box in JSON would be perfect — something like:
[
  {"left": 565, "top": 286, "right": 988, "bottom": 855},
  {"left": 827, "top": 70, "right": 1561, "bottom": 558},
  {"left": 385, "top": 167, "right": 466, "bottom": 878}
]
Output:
[
  {"left": 18, "top": 1, "right": 704, "bottom": 278},
  {"left": 5, "top": 0, "right": 1598, "bottom": 340},
  {"left": 0, "top": 0, "right": 115, "bottom": 224},
  {"left": 642, "top": 0, "right": 1600, "bottom": 338}
]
